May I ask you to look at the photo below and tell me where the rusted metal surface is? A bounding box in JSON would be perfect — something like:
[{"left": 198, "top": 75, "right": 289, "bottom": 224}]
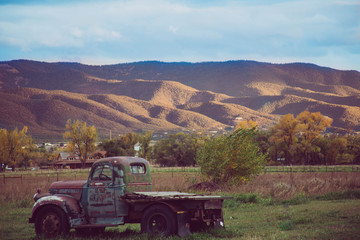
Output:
[
  {"left": 29, "top": 194, "right": 82, "bottom": 224},
  {"left": 29, "top": 156, "right": 230, "bottom": 238},
  {"left": 49, "top": 180, "right": 86, "bottom": 201},
  {"left": 123, "top": 191, "right": 231, "bottom": 201}
]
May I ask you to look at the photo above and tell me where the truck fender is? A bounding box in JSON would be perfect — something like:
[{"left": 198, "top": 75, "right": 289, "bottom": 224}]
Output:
[{"left": 30, "top": 195, "right": 82, "bottom": 224}]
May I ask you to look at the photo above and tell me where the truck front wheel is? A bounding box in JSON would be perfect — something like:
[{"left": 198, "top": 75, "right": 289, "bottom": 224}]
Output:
[
  {"left": 35, "top": 206, "right": 69, "bottom": 238},
  {"left": 141, "top": 205, "right": 177, "bottom": 237}
]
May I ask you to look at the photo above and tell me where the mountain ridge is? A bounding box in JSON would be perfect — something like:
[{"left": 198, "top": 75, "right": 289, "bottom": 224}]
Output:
[{"left": 0, "top": 59, "right": 359, "bottom": 139}]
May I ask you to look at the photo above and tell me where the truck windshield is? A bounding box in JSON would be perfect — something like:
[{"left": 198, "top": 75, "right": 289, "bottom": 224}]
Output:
[{"left": 91, "top": 164, "right": 113, "bottom": 181}]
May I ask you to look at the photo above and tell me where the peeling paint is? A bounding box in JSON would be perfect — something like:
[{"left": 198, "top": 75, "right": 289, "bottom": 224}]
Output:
[{"left": 29, "top": 156, "right": 230, "bottom": 237}]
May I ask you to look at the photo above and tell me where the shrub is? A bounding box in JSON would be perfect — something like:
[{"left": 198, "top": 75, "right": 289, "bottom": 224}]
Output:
[{"left": 196, "top": 128, "right": 267, "bottom": 185}]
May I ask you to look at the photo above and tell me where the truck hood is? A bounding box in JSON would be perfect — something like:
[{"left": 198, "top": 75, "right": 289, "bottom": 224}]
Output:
[{"left": 49, "top": 180, "right": 87, "bottom": 201}]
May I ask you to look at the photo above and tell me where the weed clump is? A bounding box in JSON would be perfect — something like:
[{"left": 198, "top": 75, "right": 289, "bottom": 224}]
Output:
[
  {"left": 279, "top": 220, "right": 294, "bottom": 231},
  {"left": 281, "top": 192, "right": 309, "bottom": 205},
  {"left": 270, "top": 182, "right": 295, "bottom": 199}
]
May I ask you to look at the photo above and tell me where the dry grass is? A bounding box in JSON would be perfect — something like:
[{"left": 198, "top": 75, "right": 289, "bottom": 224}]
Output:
[
  {"left": 151, "top": 171, "right": 360, "bottom": 201},
  {"left": 233, "top": 172, "right": 360, "bottom": 199},
  {"left": 1, "top": 170, "right": 360, "bottom": 207},
  {"left": 0, "top": 171, "right": 89, "bottom": 207},
  {"left": 152, "top": 171, "right": 360, "bottom": 200}
]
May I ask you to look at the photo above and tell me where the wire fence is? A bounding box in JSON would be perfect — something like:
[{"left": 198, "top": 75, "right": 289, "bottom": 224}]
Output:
[
  {"left": 264, "top": 165, "right": 360, "bottom": 173},
  {"left": 1, "top": 165, "right": 359, "bottom": 185},
  {"left": 0, "top": 168, "right": 91, "bottom": 185}
]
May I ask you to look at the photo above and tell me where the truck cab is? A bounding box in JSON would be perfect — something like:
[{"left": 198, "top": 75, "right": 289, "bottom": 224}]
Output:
[{"left": 29, "top": 156, "right": 229, "bottom": 238}]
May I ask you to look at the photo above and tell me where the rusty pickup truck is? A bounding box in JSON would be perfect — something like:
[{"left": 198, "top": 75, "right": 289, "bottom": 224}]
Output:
[{"left": 29, "top": 156, "right": 230, "bottom": 238}]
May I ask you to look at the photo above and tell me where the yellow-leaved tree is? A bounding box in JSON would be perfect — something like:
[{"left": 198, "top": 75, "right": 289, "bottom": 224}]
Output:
[
  {"left": 236, "top": 119, "right": 257, "bottom": 130},
  {"left": 296, "top": 111, "right": 333, "bottom": 164},
  {"left": 0, "top": 127, "right": 33, "bottom": 171},
  {"left": 269, "top": 114, "right": 298, "bottom": 165},
  {"left": 63, "top": 119, "right": 98, "bottom": 168},
  {"left": 270, "top": 111, "right": 332, "bottom": 164}
]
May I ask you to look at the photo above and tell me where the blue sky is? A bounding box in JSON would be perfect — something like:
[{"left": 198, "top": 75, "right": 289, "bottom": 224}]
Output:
[{"left": 0, "top": 0, "right": 359, "bottom": 70}]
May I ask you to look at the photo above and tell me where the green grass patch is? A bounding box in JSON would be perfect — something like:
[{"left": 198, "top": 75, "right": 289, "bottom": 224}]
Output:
[
  {"left": 280, "top": 192, "right": 309, "bottom": 205},
  {"left": 279, "top": 220, "right": 294, "bottom": 231},
  {"left": 224, "top": 193, "right": 262, "bottom": 208},
  {"left": 224, "top": 192, "right": 310, "bottom": 209},
  {"left": 1, "top": 197, "right": 360, "bottom": 239},
  {"left": 224, "top": 189, "right": 360, "bottom": 210},
  {"left": 315, "top": 189, "right": 360, "bottom": 201}
]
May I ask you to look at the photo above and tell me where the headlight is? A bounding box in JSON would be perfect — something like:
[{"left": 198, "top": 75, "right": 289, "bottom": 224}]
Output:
[{"left": 33, "top": 188, "right": 42, "bottom": 202}]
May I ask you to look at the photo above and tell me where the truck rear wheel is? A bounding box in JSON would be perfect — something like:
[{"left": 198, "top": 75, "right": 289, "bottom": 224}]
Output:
[
  {"left": 141, "top": 205, "right": 177, "bottom": 237},
  {"left": 35, "top": 206, "right": 69, "bottom": 238}
]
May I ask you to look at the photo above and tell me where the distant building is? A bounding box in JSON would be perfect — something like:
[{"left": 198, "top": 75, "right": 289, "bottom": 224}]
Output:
[{"left": 54, "top": 151, "right": 106, "bottom": 169}]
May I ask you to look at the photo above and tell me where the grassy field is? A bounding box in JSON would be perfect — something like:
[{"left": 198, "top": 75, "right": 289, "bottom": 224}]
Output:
[{"left": 1, "top": 168, "right": 360, "bottom": 239}]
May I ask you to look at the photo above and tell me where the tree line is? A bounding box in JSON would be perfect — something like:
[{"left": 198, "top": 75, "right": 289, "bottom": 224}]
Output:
[
  {"left": 260, "top": 111, "right": 359, "bottom": 165},
  {"left": 146, "top": 111, "right": 359, "bottom": 168},
  {"left": 1, "top": 111, "right": 359, "bottom": 180}
]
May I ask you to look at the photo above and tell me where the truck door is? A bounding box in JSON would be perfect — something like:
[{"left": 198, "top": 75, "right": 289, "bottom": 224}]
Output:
[
  {"left": 87, "top": 163, "right": 117, "bottom": 222},
  {"left": 113, "top": 165, "right": 128, "bottom": 217}
]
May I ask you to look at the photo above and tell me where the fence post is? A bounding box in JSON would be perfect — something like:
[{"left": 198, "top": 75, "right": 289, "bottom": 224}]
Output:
[
  {"left": 3, "top": 175, "right": 5, "bottom": 184},
  {"left": 289, "top": 165, "right": 293, "bottom": 187}
]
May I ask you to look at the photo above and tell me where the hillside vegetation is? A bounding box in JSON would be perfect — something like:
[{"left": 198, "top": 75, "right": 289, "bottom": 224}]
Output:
[{"left": 0, "top": 60, "right": 359, "bottom": 138}]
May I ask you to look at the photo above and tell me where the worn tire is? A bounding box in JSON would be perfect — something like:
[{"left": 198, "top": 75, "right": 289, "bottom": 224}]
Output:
[
  {"left": 35, "top": 206, "right": 70, "bottom": 238},
  {"left": 141, "top": 204, "right": 177, "bottom": 237}
]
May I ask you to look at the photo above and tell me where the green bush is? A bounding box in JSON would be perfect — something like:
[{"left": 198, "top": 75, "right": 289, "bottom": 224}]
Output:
[{"left": 196, "top": 128, "right": 267, "bottom": 185}]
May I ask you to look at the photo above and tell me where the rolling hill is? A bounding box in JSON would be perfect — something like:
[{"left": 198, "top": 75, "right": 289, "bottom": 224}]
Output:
[{"left": 0, "top": 60, "right": 359, "bottom": 139}]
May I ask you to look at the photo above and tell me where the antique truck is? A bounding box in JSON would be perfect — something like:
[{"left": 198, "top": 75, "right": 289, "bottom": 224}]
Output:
[{"left": 29, "top": 156, "right": 230, "bottom": 238}]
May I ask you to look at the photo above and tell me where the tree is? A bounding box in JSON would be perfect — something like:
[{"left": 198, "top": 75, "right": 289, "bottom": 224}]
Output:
[
  {"left": 137, "top": 131, "right": 153, "bottom": 160},
  {"left": 269, "top": 114, "right": 298, "bottom": 165},
  {"left": 63, "top": 119, "right": 98, "bottom": 168},
  {"left": 254, "top": 130, "right": 271, "bottom": 156},
  {"left": 196, "top": 128, "right": 267, "bottom": 185},
  {"left": 327, "top": 136, "right": 348, "bottom": 164},
  {"left": 152, "top": 132, "right": 204, "bottom": 167},
  {"left": 0, "top": 127, "right": 33, "bottom": 171},
  {"left": 18, "top": 137, "right": 36, "bottom": 169},
  {"left": 296, "top": 111, "right": 333, "bottom": 164},
  {"left": 236, "top": 119, "right": 257, "bottom": 130},
  {"left": 296, "top": 111, "right": 332, "bottom": 142},
  {"left": 346, "top": 135, "right": 360, "bottom": 164},
  {"left": 100, "top": 133, "right": 139, "bottom": 157},
  {"left": 269, "top": 111, "right": 333, "bottom": 165}
]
